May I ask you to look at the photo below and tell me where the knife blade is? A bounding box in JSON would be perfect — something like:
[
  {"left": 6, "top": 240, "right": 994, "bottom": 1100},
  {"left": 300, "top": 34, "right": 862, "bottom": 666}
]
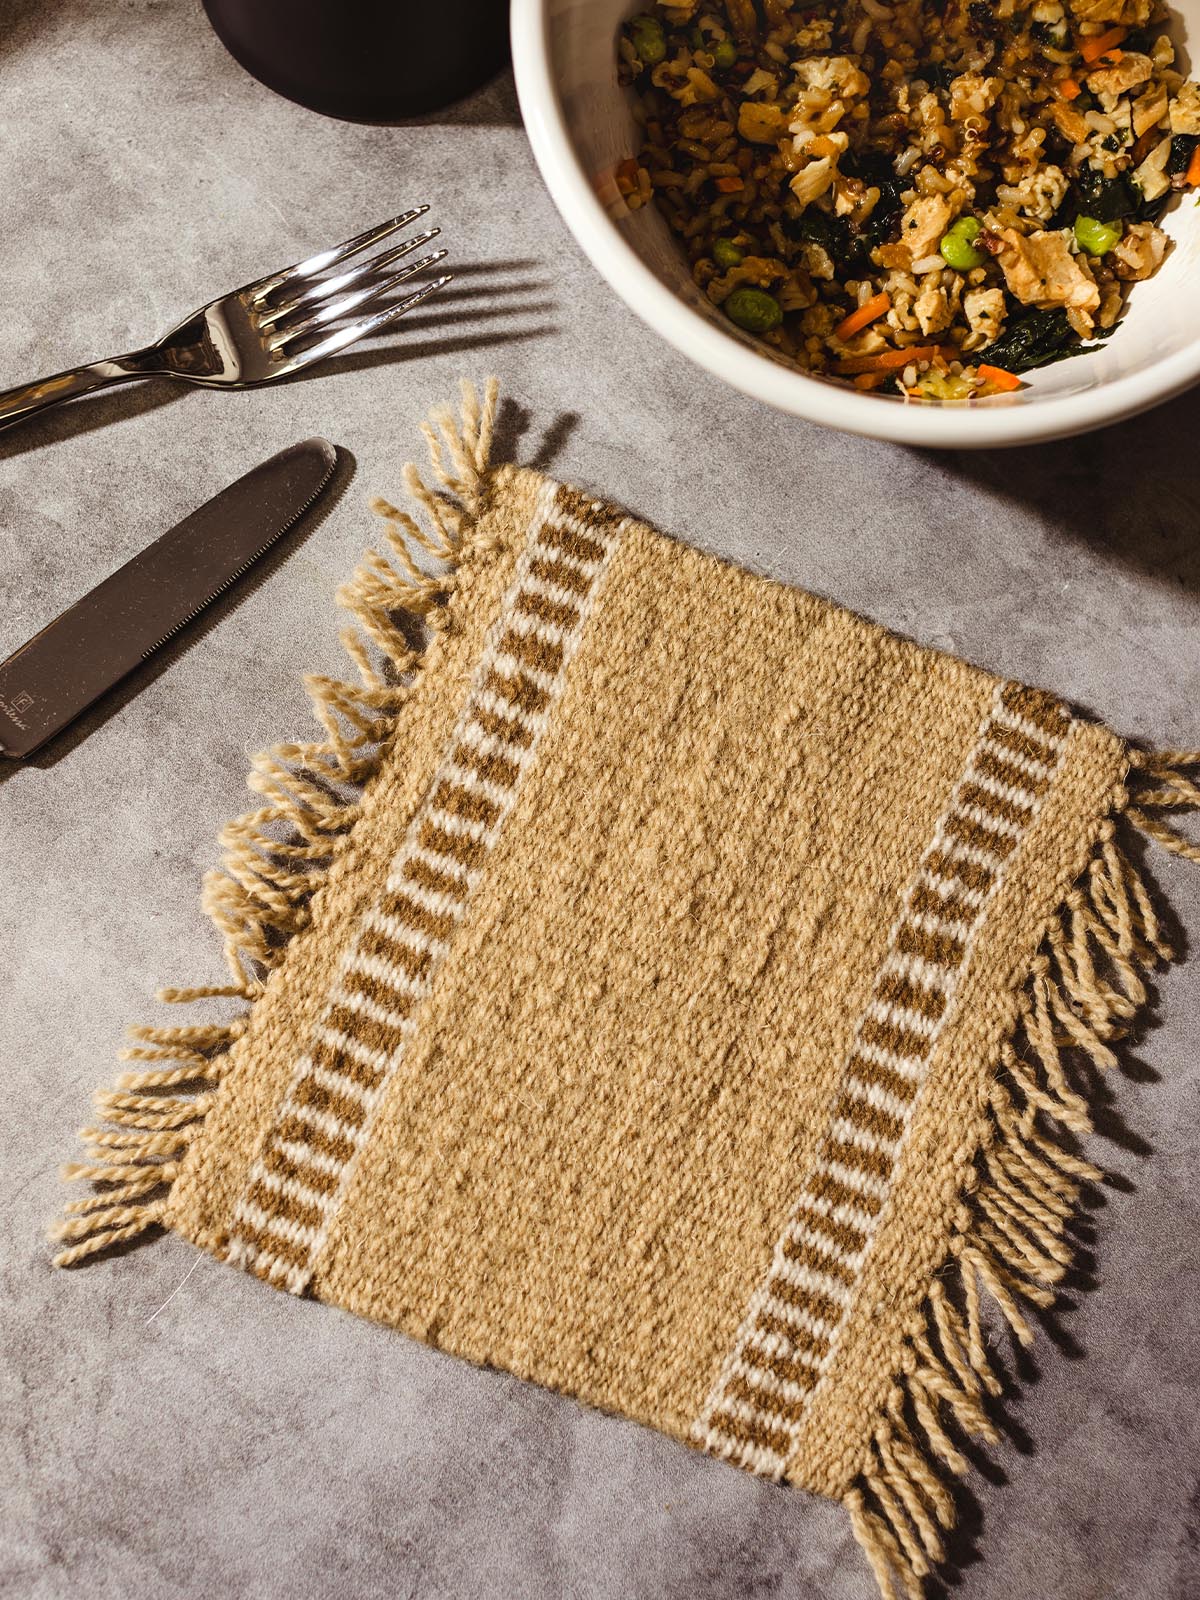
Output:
[{"left": 0, "top": 438, "right": 337, "bottom": 759}]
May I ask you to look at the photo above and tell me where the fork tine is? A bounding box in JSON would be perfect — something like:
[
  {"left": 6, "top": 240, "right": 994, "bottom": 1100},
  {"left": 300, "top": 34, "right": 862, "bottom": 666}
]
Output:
[
  {"left": 258, "top": 228, "right": 441, "bottom": 327},
  {"left": 248, "top": 206, "right": 430, "bottom": 302},
  {"left": 277, "top": 275, "right": 452, "bottom": 371},
  {"left": 270, "top": 250, "right": 449, "bottom": 348}
]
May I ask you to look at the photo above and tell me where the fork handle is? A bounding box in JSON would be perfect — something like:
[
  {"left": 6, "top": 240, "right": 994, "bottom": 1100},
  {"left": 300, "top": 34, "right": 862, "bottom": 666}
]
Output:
[{"left": 0, "top": 350, "right": 161, "bottom": 432}]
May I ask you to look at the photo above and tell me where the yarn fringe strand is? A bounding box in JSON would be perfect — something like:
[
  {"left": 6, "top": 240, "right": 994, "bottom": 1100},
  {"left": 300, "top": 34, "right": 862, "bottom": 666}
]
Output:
[
  {"left": 844, "top": 749, "right": 1199, "bottom": 1600},
  {"left": 50, "top": 379, "right": 499, "bottom": 1267}
]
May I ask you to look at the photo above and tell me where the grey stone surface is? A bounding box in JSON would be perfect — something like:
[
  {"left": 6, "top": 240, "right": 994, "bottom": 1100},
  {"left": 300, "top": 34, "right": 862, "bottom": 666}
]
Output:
[{"left": 2, "top": 3, "right": 1199, "bottom": 1598}]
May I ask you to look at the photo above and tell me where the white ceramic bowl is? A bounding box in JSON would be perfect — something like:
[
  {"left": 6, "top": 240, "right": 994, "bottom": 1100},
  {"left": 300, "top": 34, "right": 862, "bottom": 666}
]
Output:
[{"left": 512, "top": 0, "right": 1200, "bottom": 447}]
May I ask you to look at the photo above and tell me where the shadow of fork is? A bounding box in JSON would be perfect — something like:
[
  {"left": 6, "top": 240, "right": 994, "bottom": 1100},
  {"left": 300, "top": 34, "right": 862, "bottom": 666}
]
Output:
[{"left": 0, "top": 261, "right": 556, "bottom": 453}]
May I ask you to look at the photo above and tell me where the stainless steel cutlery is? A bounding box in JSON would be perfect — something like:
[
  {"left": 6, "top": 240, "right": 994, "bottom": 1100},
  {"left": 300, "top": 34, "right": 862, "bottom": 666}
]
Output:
[
  {"left": 0, "top": 440, "right": 338, "bottom": 756},
  {"left": 0, "top": 208, "right": 449, "bottom": 431}
]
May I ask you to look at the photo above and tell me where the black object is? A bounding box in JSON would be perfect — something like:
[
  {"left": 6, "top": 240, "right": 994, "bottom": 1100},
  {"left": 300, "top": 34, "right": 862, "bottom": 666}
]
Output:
[
  {"left": 0, "top": 439, "right": 336, "bottom": 759},
  {"left": 201, "top": 0, "right": 510, "bottom": 121},
  {"left": 982, "top": 308, "right": 1119, "bottom": 375}
]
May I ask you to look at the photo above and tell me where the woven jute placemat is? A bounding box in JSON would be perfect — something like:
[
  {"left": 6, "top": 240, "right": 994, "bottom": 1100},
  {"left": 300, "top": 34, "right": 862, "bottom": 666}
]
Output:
[{"left": 53, "top": 381, "right": 1199, "bottom": 1600}]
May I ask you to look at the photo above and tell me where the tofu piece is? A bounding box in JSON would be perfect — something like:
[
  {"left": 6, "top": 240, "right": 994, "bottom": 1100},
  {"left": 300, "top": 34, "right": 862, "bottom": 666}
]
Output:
[
  {"left": 793, "top": 55, "right": 870, "bottom": 98},
  {"left": 1110, "top": 220, "right": 1170, "bottom": 279},
  {"left": 1086, "top": 52, "right": 1154, "bottom": 98},
  {"left": 1131, "top": 82, "right": 1169, "bottom": 139},
  {"left": 1170, "top": 81, "right": 1200, "bottom": 136},
  {"left": 799, "top": 241, "right": 836, "bottom": 279},
  {"left": 914, "top": 281, "right": 955, "bottom": 337},
  {"left": 706, "top": 255, "right": 789, "bottom": 306},
  {"left": 996, "top": 164, "right": 1070, "bottom": 223},
  {"left": 996, "top": 227, "right": 1101, "bottom": 327},
  {"left": 947, "top": 73, "right": 1002, "bottom": 123},
  {"left": 1134, "top": 133, "right": 1173, "bottom": 200},
  {"left": 737, "top": 101, "right": 786, "bottom": 143},
  {"left": 963, "top": 287, "right": 1007, "bottom": 345},
  {"left": 789, "top": 155, "right": 837, "bottom": 205},
  {"left": 897, "top": 194, "right": 956, "bottom": 264},
  {"left": 1049, "top": 99, "right": 1090, "bottom": 143},
  {"left": 794, "top": 17, "right": 834, "bottom": 51}
]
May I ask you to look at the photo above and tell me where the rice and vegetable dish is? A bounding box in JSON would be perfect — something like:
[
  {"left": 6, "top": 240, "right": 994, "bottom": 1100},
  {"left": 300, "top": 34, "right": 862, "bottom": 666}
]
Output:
[{"left": 617, "top": 0, "right": 1200, "bottom": 398}]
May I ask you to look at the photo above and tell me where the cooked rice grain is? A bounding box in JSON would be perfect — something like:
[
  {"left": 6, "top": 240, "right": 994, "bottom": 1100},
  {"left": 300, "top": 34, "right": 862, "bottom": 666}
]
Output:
[{"left": 619, "top": 0, "right": 1194, "bottom": 399}]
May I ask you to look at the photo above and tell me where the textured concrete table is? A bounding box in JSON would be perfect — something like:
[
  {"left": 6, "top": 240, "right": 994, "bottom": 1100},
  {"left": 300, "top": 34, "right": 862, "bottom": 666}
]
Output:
[{"left": 3, "top": 4, "right": 1199, "bottom": 1598}]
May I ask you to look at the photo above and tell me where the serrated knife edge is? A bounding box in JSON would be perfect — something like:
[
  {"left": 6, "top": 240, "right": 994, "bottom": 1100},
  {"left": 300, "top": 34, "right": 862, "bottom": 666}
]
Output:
[{"left": 138, "top": 449, "right": 337, "bottom": 660}]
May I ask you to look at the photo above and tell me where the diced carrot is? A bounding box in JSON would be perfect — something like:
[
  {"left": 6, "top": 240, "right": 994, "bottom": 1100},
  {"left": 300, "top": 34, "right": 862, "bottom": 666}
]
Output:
[
  {"left": 976, "top": 363, "right": 1022, "bottom": 392},
  {"left": 833, "top": 344, "right": 955, "bottom": 375},
  {"left": 1186, "top": 143, "right": 1200, "bottom": 187},
  {"left": 1080, "top": 25, "right": 1127, "bottom": 62},
  {"left": 715, "top": 175, "right": 744, "bottom": 192},
  {"left": 833, "top": 291, "right": 892, "bottom": 344},
  {"left": 1056, "top": 76, "right": 1082, "bottom": 100},
  {"left": 852, "top": 372, "right": 889, "bottom": 390}
]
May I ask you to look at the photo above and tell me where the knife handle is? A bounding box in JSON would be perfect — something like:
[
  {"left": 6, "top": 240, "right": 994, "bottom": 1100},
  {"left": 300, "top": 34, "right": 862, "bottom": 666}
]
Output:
[{"left": 0, "top": 349, "right": 160, "bottom": 433}]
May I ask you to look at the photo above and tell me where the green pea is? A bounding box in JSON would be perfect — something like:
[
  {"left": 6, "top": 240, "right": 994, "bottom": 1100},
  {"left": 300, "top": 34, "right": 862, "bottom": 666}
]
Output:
[
  {"left": 629, "top": 13, "right": 667, "bottom": 66},
  {"left": 938, "top": 215, "right": 985, "bottom": 270},
  {"left": 712, "top": 236, "right": 744, "bottom": 268},
  {"left": 1074, "top": 214, "right": 1123, "bottom": 256},
  {"left": 724, "top": 286, "right": 783, "bottom": 333},
  {"left": 713, "top": 37, "right": 737, "bottom": 69}
]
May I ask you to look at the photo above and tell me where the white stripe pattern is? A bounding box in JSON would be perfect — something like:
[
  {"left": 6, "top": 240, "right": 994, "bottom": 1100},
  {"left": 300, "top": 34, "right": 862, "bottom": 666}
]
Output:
[
  {"left": 693, "top": 681, "right": 1073, "bottom": 1477},
  {"left": 225, "top": 481, "right": 626, "bottom": 1294}
]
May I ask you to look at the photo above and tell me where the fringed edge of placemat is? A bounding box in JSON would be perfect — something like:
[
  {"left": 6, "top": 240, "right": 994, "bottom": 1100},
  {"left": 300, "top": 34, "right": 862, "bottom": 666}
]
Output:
[
  {"left": 50, "top": 378, "right": 500, "bottom": 1266},
  {"left": 844, "top": 751, "right": 1200, "bottom": 1600}
]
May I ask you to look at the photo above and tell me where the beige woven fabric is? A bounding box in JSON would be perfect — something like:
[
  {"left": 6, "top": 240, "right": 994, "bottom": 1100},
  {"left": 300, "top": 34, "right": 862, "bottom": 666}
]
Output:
[{"left": 54, "top": 384, "right": 1200, "bottom": 1600}]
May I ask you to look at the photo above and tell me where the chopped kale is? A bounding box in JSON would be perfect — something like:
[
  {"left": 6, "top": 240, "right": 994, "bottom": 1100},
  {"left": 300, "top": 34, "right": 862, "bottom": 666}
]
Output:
[
  {"left": 1167, "top": 133, "right": 1199, "bottom": 176},
  {"left": 1042, "top": 124, "right": 1076, "bottom": 165},
  {"left": 850, "top": 177, "right": 905, "bottom": 263},
  {"left": 1066, "top": 167, "right": 1141, "bottom": 223},
  {"left": 781, "top": 209, "right": 849, "bottom": 253},
  {"left": 981, "top": 307, "right": 1117, "bottom": 374},
  {"left": 968, "top": 0, "right": 1003, "bottom": 36},
  {"left": 1139, "top": 194, "right": 1171, "bottom": 225},
  {"left": 916, "top": 60, "right": 957, "bottom": 90},
  {"left": 783, "top": 161, "right": 904, "bottom": 271},
  {"left": 840, "top": 147, "right": 895, "bottom": 186}
]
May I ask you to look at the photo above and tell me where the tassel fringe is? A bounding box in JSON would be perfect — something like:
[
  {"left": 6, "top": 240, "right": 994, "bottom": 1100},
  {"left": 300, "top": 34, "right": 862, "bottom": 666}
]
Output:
[
  {"left": 45, "top": 410, "right": 1199, "bottom": 1591},
  {"left": 50, "top": 379, "right": 499, "bottom": 1267},
  {"left": 844, "top": 750, "right": 1199, "bottom": 1599}
]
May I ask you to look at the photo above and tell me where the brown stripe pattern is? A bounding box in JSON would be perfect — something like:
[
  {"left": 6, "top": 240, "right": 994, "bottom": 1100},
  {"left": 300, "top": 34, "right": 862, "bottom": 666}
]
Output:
[
  {"left": 226, "top": 480, "right": 626, "bottom": 1293},
  {"left": 692, "top": 682, "right": 1072, "bottom": 1476}
]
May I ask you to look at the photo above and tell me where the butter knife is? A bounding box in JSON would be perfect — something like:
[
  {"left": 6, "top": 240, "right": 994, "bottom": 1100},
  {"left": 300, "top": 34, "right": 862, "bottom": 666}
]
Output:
[{"left": 0, "top": 438, "right": 336, "bottom": 759}]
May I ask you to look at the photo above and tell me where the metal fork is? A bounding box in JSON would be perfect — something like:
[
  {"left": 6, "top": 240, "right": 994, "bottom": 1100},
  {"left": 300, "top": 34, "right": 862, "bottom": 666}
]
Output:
[{"left": 0, "top": 208, "right": 450, "bottom": 432}]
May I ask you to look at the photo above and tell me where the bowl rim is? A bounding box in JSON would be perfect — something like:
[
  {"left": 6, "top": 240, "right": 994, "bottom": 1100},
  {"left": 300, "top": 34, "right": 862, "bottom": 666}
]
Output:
[{"left": 511, "top": 0, "right": 1200, "bottom": 449}]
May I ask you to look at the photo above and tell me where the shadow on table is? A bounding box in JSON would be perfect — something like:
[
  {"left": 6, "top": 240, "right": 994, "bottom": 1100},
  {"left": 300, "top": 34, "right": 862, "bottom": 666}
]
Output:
[
  {"left": 0, "top": 259, "right": 556, "bottom": 461},
  {"left": 385, "top": 68, "right": 523, "bottom": 129},
  {"left": 917, "top": 875, "right": 1174, "bottom": 1599},
  {"left": 0, "top": 383, "right": 190, "bottom": 463},
  {"left": 0, "top": 446, "right": 357, "bottom": 784},
  {"left": 932, "top": 382, "right": 1200, "bottom": 597},
  {"left": 491, "top": 395, "right": 582, "bottom": 473}
]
